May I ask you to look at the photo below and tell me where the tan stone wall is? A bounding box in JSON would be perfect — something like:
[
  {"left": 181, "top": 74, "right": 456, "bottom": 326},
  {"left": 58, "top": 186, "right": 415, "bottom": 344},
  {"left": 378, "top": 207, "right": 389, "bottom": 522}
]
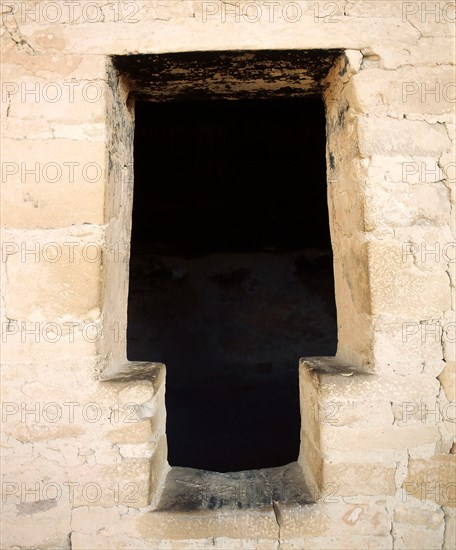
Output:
[{"left": 1, "top": 1, "right": 455, "bottom": 548}]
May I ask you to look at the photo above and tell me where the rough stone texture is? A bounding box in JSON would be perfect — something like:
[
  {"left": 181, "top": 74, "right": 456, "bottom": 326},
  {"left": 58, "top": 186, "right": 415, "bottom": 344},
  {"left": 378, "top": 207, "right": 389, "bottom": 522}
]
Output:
[
  {"left": 1, "top": 1, "right": 455, "bottom": 548},
  {"left": 324, "top": 55, "right": 375, "bottom": 371},
  {"left": 155, "top": 462, "right": 313, "bottom": 512},
  {"left": 113, "top": 49, "right": 343, "bottom": 102},
  {"left": 404, "top": 455, "right": 456, "bottom": 507},
  {"left": 277, "top": 499, "right": 392, "bottom": 538},
  {"left": 439, "top": 362, "right": 456, "bottom": 403},
  {"left": 1, "top": 138, "right": 107, "bottom": 228},
  {"left": 1, "top": 227, "right": 103, "bottom": 320},
  {"left": 443, "top": 507, "right": 456, "bottom": 550},
  {"left": 98, "top": 62, "right": 135, "bottom": 369}
]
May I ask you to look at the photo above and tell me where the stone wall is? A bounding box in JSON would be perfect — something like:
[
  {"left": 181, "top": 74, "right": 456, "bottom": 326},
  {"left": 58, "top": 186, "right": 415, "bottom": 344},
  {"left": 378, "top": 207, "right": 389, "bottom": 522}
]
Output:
[{"left": 1, "top": 1, "right": 455, "bottom": 548}]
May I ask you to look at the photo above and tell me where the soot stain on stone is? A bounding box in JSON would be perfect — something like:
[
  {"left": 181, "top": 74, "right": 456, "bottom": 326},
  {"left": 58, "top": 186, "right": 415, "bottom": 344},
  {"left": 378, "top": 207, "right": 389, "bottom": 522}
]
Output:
[{"left": 112, "top": 49, "right": 343, "bottom": 102}]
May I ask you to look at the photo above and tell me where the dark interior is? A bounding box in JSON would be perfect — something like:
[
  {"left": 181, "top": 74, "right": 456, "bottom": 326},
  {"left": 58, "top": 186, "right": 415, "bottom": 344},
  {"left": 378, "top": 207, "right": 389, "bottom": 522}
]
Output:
[{"left": 127, "top": 97, "right": 337, "bottom": 472}]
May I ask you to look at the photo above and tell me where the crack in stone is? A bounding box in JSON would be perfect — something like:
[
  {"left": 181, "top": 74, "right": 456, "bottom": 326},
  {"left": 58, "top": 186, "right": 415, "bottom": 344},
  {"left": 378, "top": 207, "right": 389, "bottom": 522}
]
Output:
[
  {"left": 272, "top": 500, "right": 282, "bottom": 548},
  {"left": 1, "top": 8, "right": 36, "bottom": 54},
  {"left": 257, "top": 469, "right": 281, "bottom": 544}
]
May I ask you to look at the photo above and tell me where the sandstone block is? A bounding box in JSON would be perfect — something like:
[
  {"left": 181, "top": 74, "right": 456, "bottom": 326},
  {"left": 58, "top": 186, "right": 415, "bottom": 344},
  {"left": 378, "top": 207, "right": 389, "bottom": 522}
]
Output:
[
  {"left": 150, "top": 435, "right": 169, "bottom": 506},
  {"left": 392, "top": 524, "right": 444, "bottom": 550},
  {"left": 277, "top": 501, "right": 391, "bottom": 538},
  {"left": 357, "top": 117, "right": 450, "bottom": 158},
  {"left": 300, "top": 359, "right": 441, "bottom": 403},
  {"left": 364, "top": 179, "right": 450, "bottom": 231},
  {"left": 321, "top": 424, "right": 441, "bottom": 453},
  {"left": 2, "top": 74, "right": 106, "bottom": 125},
  {"left": 405, "top": 8, "right": 456, "bottom": 39},
  {"left": 367, "top": 240, "right": 451, "bottom": 317},
  {"left": 71, "top": 505, "right": 121, "bottom": 534},
  {"left": 367, "top": 155, "right": 448, "bottom": 185},
  {"left": 1, "top": 52, "right": 107, "bottom": 81},
  {"left": 1, "top": 138, "right": 106, "bottom": 228},
  {"left": 404, "top": 455, "right": 456, "bottom": 507},
  {"left": 3, "top": 233, "right": 102, "bottom": 320},
  {"left": 347, "top": 66, "right": 456, "bottom": 116},
  {"left": 137, "top": 508, "right": 279, "bottom": 541},
  {"left": 106, "top": 420, "right": 154, "bottom": 445},
  {"left": 0, "top": 500, "right": 71, "bottom": 549},
  {"left": 372, "top": 320, "right": 445, "bottom": 377},
  {"left": 439, "top": 362, "right": 456, "bottom": 402},
  {"left": 280, "top": 535, "right": 392, "bottom": 550},
  {"left": 394, "top": 504, "right": 444, "bottom": 529},
  {"left": 322, "top": 461, "right": 396, "bottom": 496},
  {"left": 443, "top": 507, "right": 456, "bottom": 549},
  {"left": 72, "top": 459, "right": 152, "bottom": 508}
]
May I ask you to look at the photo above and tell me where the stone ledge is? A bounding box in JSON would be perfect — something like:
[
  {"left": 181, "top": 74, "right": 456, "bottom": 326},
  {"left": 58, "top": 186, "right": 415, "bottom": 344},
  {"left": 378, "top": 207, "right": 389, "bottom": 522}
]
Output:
[
  {"left": 155, "top": 462, "right": 314, "bottom": 512},
  {"left": 99, "top": 360, "right": 166, "bottom": 386},
  {"left": 138, "top": 462, "right": 313, "bottom": 540},
  {"left": 300, "top": 356, "right": 372, "bottom": 377}
]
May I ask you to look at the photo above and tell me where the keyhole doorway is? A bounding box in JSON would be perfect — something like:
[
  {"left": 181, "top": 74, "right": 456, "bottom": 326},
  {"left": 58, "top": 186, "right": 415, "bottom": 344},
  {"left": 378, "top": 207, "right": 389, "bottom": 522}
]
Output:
[{"left": 127, "top": 96, "right": 337, "bottom": 472}]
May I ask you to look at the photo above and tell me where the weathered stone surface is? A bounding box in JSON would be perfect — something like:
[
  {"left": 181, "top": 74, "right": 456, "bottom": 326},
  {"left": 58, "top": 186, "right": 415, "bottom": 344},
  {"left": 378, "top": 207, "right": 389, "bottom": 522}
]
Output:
[
  {"left": 300, "top": 357, "right": 440, "bottom": 402},
  {"left": 72, "top": 531, "right": 278, "bottom": 550},
  {"left": 322, "top": 424, "right": 441, "bottom": 453},
  {"left": 138, "top": 507, "right": 279, "bottom": 541},
  {"left": 404, "top": 455, "right": 456, "bottom": 507},
  {"left": 1, "top": 2, "right": 419, "bottom": 55},
  {"left": 100, "top": 361, "right": 166, "bottom": 384},
  {"left": 394, "top": 505, "right": 444, "bottom": 529},
  {"left": 439, "top": 362, "right": 456, "bottom": 402},
  {"left": 1, "top": 138, "right": 107, "bottom": 228},
  {"left": 364, "top": 179, "right": 451, "bottom": 231},
  {"left": 0, "top": 501, "right": 71, "bottom": 549},
  {"left": 71, "top": 505, "right": 121, "bottom": 534},
  {"left": 357, "top": 117, "right": 451, "bottom": 158},
  {"left": 392, "top": 524, "right": 444, "bottom": 550},
  {"left": 280, "top": 535, "right": 392, "bottom": 550},
  {"left": 277, "top": 501, "right": 391, "bottom": 538},
  {"left": 2, "top": 230, "right": 103, "bottom": 320},
  {"left": 372, "top": 318, "right": 446, "bottom": 377},
  {"left": 443, "top": 507, "right": 456, "bottom": 550},
  {"left": 155, "top": 462, "right": 313, "bottom": 512},
  {"left": 1, "top": 1, "right": 455, "bottom": 546},
  {"left": 97, "top": 62, "right": 135, "bottom": 368},
  {"left": 368, "top": 240, "right": 451, "bottom": 317},
  {"left": 322, "top": 461, "right": 397, "bottom": 496},
  {"left": 347, "top": 66, "right": 456, "bottom": 116},
  {"left": 114, "top": 50, "right": 342, "bottom": 102},
  {"left": 105, "top": 419, "right": 154, "bottom": 445}
]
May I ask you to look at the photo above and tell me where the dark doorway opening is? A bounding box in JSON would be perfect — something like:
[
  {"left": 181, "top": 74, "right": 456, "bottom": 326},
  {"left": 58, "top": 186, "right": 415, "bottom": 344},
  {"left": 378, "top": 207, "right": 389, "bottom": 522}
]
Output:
[{"left": 127, "top": 97, "right": 337, "bottom": 472}]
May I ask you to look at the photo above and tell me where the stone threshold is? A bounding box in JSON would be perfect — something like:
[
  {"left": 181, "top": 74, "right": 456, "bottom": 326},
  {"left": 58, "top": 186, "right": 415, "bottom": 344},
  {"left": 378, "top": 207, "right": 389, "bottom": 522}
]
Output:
[{"left": 155, "top": 461, "right": 314, "bottom": 513}]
